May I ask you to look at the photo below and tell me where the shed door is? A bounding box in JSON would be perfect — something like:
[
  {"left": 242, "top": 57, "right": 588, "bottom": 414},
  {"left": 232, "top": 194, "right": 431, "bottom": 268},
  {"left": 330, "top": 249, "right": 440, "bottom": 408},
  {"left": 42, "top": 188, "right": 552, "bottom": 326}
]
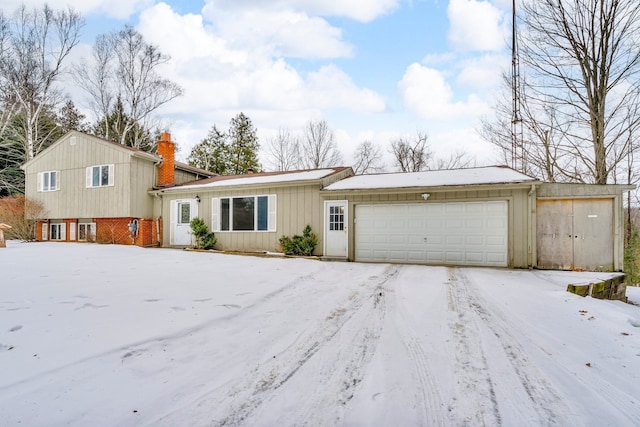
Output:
[
  {"left": 355, "top": 201, "right": 508, "bottom": 267},
  {"left": 536, "top": 199, "right": 613, "bottom": 271}
]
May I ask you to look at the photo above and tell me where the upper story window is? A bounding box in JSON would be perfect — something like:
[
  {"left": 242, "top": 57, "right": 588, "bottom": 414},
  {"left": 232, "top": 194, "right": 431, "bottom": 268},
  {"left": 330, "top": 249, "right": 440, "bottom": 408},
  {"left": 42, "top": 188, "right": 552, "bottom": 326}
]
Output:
[
  {"left": 37, "top": 171, "right": 58, "bottom": 192},
  {"left": 212, "top": 195, "right": 276, "bottom": 232},
  {"left": 86, "top": 164, "right": 114, "bottom": 188}
]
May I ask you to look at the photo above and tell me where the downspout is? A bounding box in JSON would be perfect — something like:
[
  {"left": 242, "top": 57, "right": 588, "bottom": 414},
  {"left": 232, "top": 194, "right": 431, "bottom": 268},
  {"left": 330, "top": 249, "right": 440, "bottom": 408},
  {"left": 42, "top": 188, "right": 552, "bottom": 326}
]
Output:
[
  {"left": 153, "top": 157, "right": 163, "bottom": 246},
  {"left": 528, "top": 184, "right": 537, "bottom": 268},
  {"left": 154, "top": 191, "right": 163, "bottom": 246}
]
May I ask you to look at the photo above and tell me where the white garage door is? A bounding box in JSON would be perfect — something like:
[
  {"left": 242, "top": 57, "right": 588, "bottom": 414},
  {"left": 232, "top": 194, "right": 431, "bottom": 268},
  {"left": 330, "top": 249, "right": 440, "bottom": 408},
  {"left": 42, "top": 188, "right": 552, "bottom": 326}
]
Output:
[{"left": 355, "top": 201, "right": 508, "bottom": 266}]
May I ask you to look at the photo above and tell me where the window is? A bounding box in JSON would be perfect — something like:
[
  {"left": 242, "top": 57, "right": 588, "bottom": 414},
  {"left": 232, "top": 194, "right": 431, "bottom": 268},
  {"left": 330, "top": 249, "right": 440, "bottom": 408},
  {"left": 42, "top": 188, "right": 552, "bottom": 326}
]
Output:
[
  {"left": 78, "top": 223, "right": 96, "bottom": 241},
  {"left": 329, "top": 205, "right": 344, "bottom": 231},
  {"left": 37, "top": 171, "right": 58, "bottom": 192},
  {"left": 178, "top": 202, "right": 191, "bottom": 224},
  {"left": 50, "top": 223, "right": 65, "bottom": 241},
  {"left": 212, "top": 195, "right": 276, "bottom": 232},
  {"left": 86, "top": 164, "right": 114, "bottom": 188}
]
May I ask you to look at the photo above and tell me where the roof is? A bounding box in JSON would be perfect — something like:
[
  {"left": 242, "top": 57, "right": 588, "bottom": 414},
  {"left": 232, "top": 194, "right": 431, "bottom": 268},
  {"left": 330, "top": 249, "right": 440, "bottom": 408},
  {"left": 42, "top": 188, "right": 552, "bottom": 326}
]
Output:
[
  {"left": 323, "top": 166, "right": 538, "bottom": 191},
  {"left": 174, "top": 161, "right": 216, "bottom": 178},
  {"left": 159, "top": 167, "right": 352, "bottom": 191}
]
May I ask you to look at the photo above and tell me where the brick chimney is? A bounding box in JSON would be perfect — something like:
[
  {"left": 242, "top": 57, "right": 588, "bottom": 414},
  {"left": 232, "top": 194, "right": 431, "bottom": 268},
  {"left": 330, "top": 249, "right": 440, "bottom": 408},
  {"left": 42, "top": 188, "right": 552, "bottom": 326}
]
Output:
[{"left": 157, "top": 132, "right": 175, "bottom": 187}]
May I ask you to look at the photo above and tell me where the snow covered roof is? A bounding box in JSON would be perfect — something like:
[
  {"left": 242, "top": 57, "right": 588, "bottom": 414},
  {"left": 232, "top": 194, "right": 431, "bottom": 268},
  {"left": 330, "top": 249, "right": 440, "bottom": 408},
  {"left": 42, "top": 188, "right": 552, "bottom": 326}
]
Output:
[
  {"left": 323, "top": 166, "right": 537, "bottom": 191},
  {"left": 162, "top": 167, "right": 350, "bottom": 191}
]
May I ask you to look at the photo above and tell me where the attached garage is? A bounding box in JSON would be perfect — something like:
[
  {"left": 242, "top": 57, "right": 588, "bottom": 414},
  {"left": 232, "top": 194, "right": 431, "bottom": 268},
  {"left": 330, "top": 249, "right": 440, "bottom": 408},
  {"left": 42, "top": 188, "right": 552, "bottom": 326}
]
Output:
[{"left": 355, "top": 201, "right": 508, "bottom": 266}]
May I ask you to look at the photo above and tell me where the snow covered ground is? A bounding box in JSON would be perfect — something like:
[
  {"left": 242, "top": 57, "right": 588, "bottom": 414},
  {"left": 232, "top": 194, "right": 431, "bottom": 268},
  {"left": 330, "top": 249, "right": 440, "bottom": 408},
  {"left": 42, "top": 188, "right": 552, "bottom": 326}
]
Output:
[{"left": 1, "top": 242, "right": 640, "bottom": 426}]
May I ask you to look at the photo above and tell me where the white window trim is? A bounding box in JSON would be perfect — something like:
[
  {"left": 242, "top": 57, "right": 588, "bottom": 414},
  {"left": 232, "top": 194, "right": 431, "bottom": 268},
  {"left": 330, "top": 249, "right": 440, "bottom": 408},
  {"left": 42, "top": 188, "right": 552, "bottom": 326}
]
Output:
[
  {"left": 50, "top": 223, "right": 66, "bottom": 241},
  {"left": 212, "top": 194, "right": 276, "bottom": 232},
  {"left": 37, "top": 171, "right": 59, "bottom": 192},
  {"left": 86, "top": 164, "right": 115, "bottom": 188},
  {"left": 77, "top": 222, "right": 96, "bottom": 242}
]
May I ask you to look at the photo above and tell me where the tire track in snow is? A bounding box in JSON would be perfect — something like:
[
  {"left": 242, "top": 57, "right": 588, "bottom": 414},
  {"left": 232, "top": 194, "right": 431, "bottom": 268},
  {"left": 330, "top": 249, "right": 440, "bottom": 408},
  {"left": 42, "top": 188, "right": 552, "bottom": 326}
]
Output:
[
  {"left": 208, "top": 265, "right": 400, "bottom": 427},
  {"left": 391, "top": 279, "right": 447, "bottom": 427},
  {"left": 450, "top": 268, "right": 573, "bottom": 426},
  {"left": 446, "top": 268, "right": 501, "bottom": 426}
]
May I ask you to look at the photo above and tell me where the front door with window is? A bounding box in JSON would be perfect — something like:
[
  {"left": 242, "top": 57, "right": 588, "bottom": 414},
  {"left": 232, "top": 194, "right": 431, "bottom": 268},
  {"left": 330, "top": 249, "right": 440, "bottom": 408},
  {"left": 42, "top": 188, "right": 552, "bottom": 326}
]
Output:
[
  {"left": 171, "top": 199, "right": 198, "bottom": 246},
  {"left": 324, "top": 200, "right": 348, "bottom": 258}
]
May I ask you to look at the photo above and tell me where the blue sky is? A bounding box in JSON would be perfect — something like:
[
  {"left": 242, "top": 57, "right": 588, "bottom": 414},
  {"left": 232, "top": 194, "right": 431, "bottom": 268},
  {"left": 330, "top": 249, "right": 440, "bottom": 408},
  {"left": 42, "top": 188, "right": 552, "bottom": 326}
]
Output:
[{"left": 2, "top": 0, "right": 513, "bottom": 169}]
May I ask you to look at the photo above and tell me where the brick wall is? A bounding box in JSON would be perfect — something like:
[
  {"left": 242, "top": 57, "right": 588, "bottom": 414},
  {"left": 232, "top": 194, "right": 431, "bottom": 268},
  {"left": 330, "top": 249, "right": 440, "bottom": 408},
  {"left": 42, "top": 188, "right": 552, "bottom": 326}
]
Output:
[{"left": 37, "top": 217, "right": 162, "bottom": 247}]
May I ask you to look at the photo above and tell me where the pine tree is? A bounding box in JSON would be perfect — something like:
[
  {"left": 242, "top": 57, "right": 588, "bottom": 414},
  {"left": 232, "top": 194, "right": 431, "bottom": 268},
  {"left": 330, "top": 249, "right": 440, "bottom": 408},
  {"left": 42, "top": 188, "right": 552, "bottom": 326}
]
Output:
[
  {"left": 228, "top": 112, "right": 260, "bottom": 174},
  {"left": 57, "top": 100, "right": 89, "bottom": 134},
  {"left": 187, "top": 125, "right": 231, "bottom": 174}
]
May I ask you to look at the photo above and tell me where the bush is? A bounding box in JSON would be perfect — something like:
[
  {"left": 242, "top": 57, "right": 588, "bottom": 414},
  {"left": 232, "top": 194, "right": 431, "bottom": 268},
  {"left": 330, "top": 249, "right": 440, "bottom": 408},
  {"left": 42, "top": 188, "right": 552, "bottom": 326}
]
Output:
[
  {"left": 625, "top": 228, "right": 640, "bottom": 285},
  {"left": 0, "top": 195, "right": 47, "bottom": 241},
  {"left": 279, "top": 225, "right": 318, "bottom": 256},
  {"left": 190, "top": 217, "right": 217, "bottom": 249}
]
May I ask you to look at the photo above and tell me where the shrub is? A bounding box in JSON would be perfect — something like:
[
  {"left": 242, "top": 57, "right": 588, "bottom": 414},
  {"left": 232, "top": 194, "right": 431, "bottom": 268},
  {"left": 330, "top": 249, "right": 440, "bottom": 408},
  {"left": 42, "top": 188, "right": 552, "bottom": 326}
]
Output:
[
  {"left": 190, "top": 217, "right": 217, "bottom": 249},
  {"left": 279, "top": 225, "right": 318, "bottom": 256},
  {"left": 0, "top": 195, "right": 47, "bottom": 241}
]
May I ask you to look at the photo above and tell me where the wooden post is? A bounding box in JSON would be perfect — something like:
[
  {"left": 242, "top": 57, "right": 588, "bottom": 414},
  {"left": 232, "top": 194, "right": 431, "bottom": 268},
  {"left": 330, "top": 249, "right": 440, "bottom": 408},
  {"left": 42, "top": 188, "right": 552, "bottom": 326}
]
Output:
[{"left": 0, "top": 223, "right": 12, "bottom": 248}]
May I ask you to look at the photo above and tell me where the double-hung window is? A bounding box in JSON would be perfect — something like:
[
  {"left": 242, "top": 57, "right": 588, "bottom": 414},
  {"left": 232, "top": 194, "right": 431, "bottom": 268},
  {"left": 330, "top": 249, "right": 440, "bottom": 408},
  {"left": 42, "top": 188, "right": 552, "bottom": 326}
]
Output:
[
  {"left": 37, "top": 171, "right": 58, "bottom": 192},
  {"left": 86, "top": 164, "right": 114, "bottom": 188},
  {"left": 212, "top": 195, "right": 276, "bottom": 232}
]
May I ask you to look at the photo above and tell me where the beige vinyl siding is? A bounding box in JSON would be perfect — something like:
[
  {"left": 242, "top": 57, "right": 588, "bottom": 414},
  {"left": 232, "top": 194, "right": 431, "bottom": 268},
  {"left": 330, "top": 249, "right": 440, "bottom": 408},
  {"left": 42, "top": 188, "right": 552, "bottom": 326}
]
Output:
[
  {"left": 129, "top": 157, "right": 156, "bottom": 217},
  {"left": 24, "top": 133, "right": 156, "bottom": 219},
  {"left": 162, "top": 183, "right": 325, "bottom": 254},
  {"left": 174, "top": 169, "right": 202, "bottom": 185},
  {"left": 323, "top": 187, "right": 532, "bottom": 268}
]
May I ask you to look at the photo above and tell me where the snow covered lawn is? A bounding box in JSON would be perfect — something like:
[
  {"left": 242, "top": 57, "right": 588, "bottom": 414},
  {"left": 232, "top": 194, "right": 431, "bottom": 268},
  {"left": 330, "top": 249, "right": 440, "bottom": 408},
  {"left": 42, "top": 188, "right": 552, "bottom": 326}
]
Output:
[{"left": 1, "top": 242, "right": 640, "bottom": 426}]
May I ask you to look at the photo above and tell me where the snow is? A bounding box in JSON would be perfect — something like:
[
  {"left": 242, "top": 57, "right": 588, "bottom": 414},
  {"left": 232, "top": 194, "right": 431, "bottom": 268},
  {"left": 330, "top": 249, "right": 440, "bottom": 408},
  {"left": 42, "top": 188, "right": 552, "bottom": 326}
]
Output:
[
  {"left": 323, "top": 166, "right": 536, "bottom": 191},
  {"left": 167, "top": 169, "right": 339, "bottom": 190},
  {"left": 1, "top": 242, "right": 640, "bottom": 426}
]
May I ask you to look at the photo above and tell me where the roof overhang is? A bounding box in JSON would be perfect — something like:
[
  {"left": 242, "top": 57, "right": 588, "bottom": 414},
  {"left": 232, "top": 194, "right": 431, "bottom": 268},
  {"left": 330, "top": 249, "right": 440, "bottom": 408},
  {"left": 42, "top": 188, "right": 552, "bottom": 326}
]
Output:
[{"left": 320, "top": 181, "right": 541, "bottom": 196}]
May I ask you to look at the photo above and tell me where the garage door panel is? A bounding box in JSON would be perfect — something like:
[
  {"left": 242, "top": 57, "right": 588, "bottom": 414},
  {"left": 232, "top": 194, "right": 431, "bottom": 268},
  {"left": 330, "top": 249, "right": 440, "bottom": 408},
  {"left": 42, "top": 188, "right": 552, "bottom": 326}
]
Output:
[{"left": 355, "top": 201, "right": 508, "bottom": 267}]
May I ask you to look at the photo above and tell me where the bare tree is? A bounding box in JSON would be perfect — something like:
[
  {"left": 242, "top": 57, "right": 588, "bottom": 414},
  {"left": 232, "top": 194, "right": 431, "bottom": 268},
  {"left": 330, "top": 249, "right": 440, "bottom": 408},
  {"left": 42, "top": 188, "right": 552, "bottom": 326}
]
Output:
[
  {"left": 299, "top": 120, "right": 343, "bottom": 169},
  {"left": 390, "top": 131, "right": 432, "bottom": 172},
  {"left": 265, "top": 128, "right": 300, "bottom": 171},
  {"left": 0, "top": 5, "right": 83, "bottom": 161},
  {"left": 433, "top": 149, "right": 476, "bottom": 170},
  {"left": 513, "top": 0, "right": 640, "bottom": 185},
  {"left": 352, "top": 141, "right": 384, "bottom": 174},
  {"left": 76, "top": 25, "right": 183, "bottom": 149}
]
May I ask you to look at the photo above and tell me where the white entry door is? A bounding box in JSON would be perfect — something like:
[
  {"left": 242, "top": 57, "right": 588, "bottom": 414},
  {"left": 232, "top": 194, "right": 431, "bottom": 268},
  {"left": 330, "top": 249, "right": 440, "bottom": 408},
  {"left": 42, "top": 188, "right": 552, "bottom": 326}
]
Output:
[
  {"left": 171, "top": 199, "right": 198, "bottom": 246},
  {"left": 324, "top": 200, "right": 348, "bottom": 257}
]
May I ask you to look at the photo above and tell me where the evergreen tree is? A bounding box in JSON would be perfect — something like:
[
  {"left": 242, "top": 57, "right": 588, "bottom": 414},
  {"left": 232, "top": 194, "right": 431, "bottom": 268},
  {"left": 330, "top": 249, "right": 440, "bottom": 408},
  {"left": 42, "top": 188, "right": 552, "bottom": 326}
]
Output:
[
  {"left": 92, "top": 98, "right": 157, "bottom": 152},
  {"left": 188, "top": 113, "right": 261, "bottom": 175},
  {"left": 187, "top": 125, "right": 231, "bottom": 174},
  {"left": 57, "top": 100, "right": 89, "bottom": 135},
  {"left": 228, "top": 112, "right": 261, "bottom": 174}
]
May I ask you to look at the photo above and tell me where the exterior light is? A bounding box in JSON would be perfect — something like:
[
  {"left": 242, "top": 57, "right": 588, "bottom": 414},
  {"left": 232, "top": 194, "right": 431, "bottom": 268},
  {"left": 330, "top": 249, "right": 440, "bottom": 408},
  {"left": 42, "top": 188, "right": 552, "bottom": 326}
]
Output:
[
  {"left": 195, "top": 195, "right": 201, "bottom": 203},
  {"left": 421, "top": 193, "right": 430, "bottom": 200}
]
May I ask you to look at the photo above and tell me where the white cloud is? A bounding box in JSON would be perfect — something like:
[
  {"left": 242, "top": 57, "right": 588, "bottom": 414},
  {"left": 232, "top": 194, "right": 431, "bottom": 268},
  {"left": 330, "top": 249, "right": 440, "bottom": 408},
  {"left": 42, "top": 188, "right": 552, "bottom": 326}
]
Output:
[
  {"left": 456, "top": 53, "right": 509, "bottom": 91},
  {"left": 447, "top": 0, "right": 505, "bottom": 52},
  {"left": 133, "top": 3, "right": 385, "bottom": 157},
  {"left": 203, "top": 0, "right": 399, "bottom": 23},
  {"left": 399, "top": 63, "right": 489, "bottom": 120}
]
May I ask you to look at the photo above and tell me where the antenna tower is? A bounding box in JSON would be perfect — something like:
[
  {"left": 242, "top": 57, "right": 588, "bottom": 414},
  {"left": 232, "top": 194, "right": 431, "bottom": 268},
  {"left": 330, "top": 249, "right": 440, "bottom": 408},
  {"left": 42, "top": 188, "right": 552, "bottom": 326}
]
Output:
[{"left": 511, "top": 0, "right": 524, "bottom": 171}]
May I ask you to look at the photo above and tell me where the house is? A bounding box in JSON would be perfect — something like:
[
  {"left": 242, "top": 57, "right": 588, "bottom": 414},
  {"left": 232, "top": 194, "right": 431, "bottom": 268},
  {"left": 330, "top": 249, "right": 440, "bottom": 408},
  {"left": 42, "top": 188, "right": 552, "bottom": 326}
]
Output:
[
  {"left": 154, "top": 165, "right": 632, "bottom": 271},
  {"left": 151, "top": 167, "right": 353, "bottom": 250},
  {"left": 24, "top": 131, "right": 633, "bottom": 271},
  {"left": 21, "top": 131, "right": 213, "bottom": 246}
]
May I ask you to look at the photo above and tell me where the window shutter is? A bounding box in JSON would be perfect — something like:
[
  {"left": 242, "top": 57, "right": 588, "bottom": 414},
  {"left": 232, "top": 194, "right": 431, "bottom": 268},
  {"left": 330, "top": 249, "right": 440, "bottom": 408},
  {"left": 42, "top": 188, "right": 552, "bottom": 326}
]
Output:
[
  {"left": 268, "top": 195, "right": 277, "bottom": 231},
  {"left": 211, "top": 198, "right": 220, "bottom": 231},
  {"left": 69, "top": 222, "right": 76, "bottom": 241},
  {"left": 108, "top": 164, "right": 115, "bottom": 186},
  {"left": 54, "top": 171, "right": 59, "bottom": 190},
  {"left": 86, "top": 167, "right": 92, "bottom": 188},
  {"left": 37, "top": 172, "right": 43, "bottom": 192},
  {"left": 41, "top": 223, "right": 48, "bottom": 241},
  {"left": 60, "top": 224, "right": 67, "bottom": 241}
]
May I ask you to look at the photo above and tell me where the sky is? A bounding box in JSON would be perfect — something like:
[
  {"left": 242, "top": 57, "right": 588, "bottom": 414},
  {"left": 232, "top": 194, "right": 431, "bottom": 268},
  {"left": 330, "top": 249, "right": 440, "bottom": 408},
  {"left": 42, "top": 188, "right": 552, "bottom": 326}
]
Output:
[{"left": 1, "top": 0, "right": 513, "bottom": 169}]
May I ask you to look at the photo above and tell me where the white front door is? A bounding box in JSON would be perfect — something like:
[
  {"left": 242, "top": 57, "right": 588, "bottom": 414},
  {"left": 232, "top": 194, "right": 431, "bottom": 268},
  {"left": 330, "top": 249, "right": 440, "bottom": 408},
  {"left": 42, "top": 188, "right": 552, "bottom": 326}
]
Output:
[
  {"left": 171, "top": 199, "right": 198, "bottom": 246},
  {"left": 324, "top": 200, "right": 348, "bottom": 257}
]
